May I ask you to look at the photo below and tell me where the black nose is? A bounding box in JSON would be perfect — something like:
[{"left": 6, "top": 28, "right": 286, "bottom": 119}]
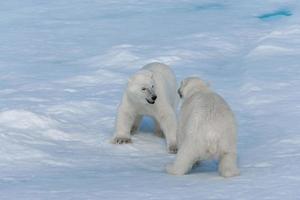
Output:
[{"left": 152, "top": 95, "right": 157, "bottom": 101}]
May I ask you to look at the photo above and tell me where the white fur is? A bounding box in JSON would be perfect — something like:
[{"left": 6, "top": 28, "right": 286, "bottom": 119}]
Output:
[
  {"left": 111, "top": 62, "right": 178, "bottom": 153},
  {"left": 166, "top": 77, "right": 240, "bottom": 177}
]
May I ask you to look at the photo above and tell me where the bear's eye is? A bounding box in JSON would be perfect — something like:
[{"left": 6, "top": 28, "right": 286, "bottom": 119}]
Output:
[
  {"left": 152, "top": 85, "right": 154, "bottom": 88},
  {"left": 141, "top": 87, "right": 146, "bottom": 91}
]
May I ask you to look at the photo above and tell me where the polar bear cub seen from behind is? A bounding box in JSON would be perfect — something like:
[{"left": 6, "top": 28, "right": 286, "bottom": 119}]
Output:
[
  {"left": 166, "top": 77, "right": 240, "bottom": 177},
  {"left": 111, "top": 62, "right": 178, "bottom": 153}
]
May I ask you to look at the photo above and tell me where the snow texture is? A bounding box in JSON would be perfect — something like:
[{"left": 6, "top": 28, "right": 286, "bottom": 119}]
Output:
[{"left": 0, "top": 0, "right": 300, "bottom": 199}]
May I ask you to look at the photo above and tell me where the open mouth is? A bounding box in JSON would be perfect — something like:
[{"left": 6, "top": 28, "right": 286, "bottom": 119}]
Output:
[{"left": 146, "top": 99, "right": 155, "bottom": 104}]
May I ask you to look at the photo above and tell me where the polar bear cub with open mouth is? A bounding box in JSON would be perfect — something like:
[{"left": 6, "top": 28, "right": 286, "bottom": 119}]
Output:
[
  {"left": 111, "top": 62, "right": 178, "bottom": 153},
  {"left": 166, "top": 77, "right": 240, "bottom": 177}
]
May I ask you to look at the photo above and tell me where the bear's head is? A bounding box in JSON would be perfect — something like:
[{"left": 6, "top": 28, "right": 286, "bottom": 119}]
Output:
[
  {"left": 127, "top": 70, "right": 157, "bottom": 105},
  {"left": 178, "top": 77, "right": 210, "bottom": 99}
]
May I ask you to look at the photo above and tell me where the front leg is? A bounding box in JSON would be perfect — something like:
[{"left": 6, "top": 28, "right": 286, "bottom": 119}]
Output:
[
  {"left": 111, "top": 106, "right": 136, "bottom": 144},
  {"left": 158, "top": 108, "right": 178, "bottom": 154},
  {"left": 130, "top": 115, "right": 142, "bottom": 135}
]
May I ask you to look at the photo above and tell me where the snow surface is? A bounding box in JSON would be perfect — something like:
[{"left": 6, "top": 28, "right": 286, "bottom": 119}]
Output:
[{"left": 1, "top": 0, "right": 300, "bottom": 199}]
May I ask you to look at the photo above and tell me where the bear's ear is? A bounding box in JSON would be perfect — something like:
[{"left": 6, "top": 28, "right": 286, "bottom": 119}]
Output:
[
  {"left": 144, "top": 70, "right": 153, "bottom": 79},
  {"left": 179, "top": 80, "right": 183, "bottom": 88},
  {"left": 127, "top": 76, "right": 133, "bottom": 84},
  {"left": 137, "top": 70, "right": 153, "bottom": 78},
  {"left": 180, "top": 79, "right": 187, "bottom": 89}
]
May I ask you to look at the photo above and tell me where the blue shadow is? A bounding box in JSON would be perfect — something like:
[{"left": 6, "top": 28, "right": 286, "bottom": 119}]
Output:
[
  {"left": 258, "top": 9, "right": 292, "bottom": 20},
  {"left": 139, "top": 116, "right": 155, "bottom": 133}
]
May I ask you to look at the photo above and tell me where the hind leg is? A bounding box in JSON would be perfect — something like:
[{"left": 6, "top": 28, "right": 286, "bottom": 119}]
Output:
[
  {"left": 219, "top": 152, "right": 240, "bottom": 177},
  {"left": 166, "top": 140, "right": 199, "bottom": 175},
  {"left": 130, "top": 115, "right": 142, "bottom": 135}
]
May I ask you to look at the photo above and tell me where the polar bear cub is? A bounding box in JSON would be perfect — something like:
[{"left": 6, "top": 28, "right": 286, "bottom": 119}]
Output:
[
  {"left": 166, "top": 77, "right": 240, "bottom": 177},
  {"left": 111, "top": 62, "right": 178, "bottom": 153}
]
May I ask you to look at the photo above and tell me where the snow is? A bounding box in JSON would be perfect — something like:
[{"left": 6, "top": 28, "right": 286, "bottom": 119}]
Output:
[{"left": 1, "top": 0, "right": 300, "bottom": 199}]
